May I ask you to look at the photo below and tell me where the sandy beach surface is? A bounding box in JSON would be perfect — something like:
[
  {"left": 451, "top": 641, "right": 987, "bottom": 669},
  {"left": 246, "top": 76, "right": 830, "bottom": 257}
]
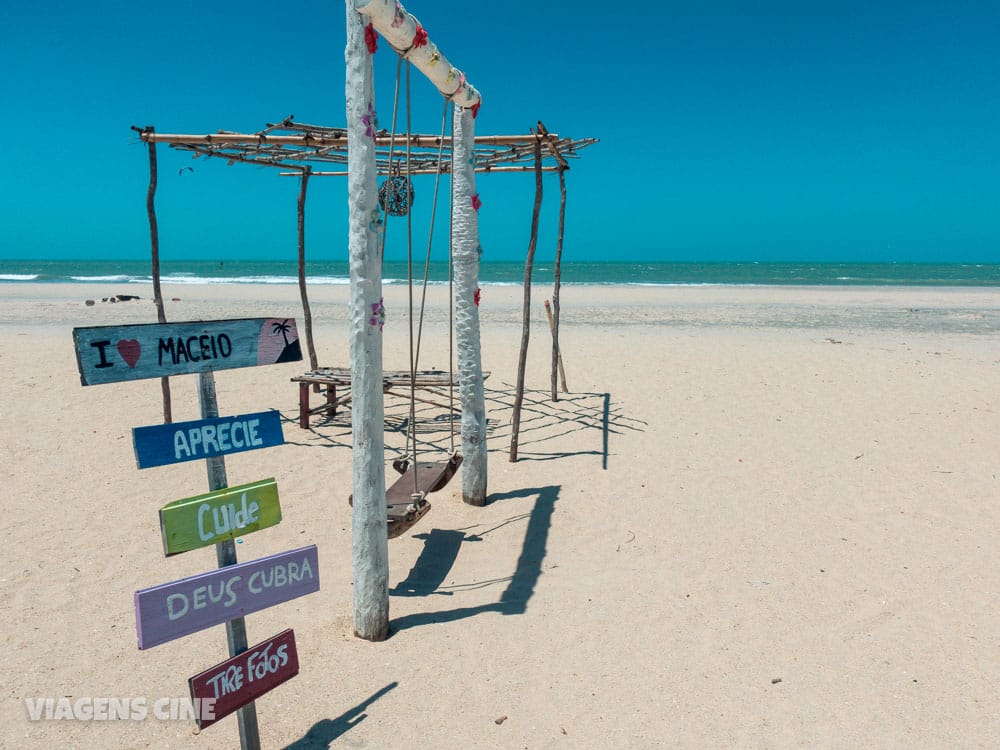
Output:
[{"left": 2, "top": 281, "right": 999, "bottom": 749}]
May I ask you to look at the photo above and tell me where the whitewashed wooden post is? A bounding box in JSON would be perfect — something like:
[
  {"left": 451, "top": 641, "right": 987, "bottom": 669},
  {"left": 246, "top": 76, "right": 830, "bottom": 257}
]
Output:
[
  {"left": 349, "top": 0, "right": 486, "bottom": 634},
  {"left": 346, "top": 0, "right": 389, "bottom": 641},
  {"left": 452, "top": 107, "right": 488, "bottom": 506},
  {"left": 356, "top": 0, "right": 486, "bottom": 507}
]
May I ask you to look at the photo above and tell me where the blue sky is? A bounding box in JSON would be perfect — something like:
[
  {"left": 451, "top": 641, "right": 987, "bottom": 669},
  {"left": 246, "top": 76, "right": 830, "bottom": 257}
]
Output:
[{"left": 2, "top": 0, "right": 998, "bottom": 264}]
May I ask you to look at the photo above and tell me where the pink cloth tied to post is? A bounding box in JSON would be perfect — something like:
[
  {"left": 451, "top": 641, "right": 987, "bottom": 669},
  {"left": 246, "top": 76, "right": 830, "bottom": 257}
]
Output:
[
  {"left": 365, "top": 23, "right": 378, "bottom": 54},
  {"left": 411, "top": 25, "right": 428, "bottom": 49}
]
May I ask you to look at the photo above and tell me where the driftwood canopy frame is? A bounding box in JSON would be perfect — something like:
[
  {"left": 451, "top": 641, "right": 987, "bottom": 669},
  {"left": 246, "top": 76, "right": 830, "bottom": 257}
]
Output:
[
  {"left": 137, "top": 98, "right": 597, "bottom": 652},
  {"left": 140, "top": 119, "right": 597, "bottom": 175},
  {"left": 138, "top": 121, "right": 598, "bottom": 440}
]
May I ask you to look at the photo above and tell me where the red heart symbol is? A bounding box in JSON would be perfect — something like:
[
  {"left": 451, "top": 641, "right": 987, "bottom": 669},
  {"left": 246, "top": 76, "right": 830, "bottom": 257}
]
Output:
[{"left": 117, "top": 339, "right": 141, "bottom": 368}]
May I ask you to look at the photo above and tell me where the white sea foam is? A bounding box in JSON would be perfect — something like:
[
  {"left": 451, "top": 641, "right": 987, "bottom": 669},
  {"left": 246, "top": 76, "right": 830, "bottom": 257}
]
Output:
[
  {"left": 0, "top": 274, "right": 40, "bottom": 281},
  {"left": 160, "top": 274, "right": 353, "bottom": 285},
  {"left": 619, "top": 281, "right": 729, "bottom": 287},
  {"left": 70, "top": 275, "right": 134, "bottom": 282}
]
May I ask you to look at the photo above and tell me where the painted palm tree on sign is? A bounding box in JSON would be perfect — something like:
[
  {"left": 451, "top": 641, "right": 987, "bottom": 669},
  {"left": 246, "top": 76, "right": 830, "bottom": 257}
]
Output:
[{"left": 272, "top": 319, "right": 292, "bottom": 347}]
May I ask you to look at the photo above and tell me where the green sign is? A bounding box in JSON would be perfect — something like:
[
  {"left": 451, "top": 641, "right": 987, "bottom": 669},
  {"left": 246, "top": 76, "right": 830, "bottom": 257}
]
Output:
[{"left": 159, "top": 478, "right": 282, "bottom": 557}]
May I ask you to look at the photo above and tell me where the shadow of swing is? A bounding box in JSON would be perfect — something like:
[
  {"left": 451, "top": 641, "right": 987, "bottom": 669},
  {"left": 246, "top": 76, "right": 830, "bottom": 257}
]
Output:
[
  {"left": 388, "top": 485, "right": 559, "bottom": 634},
  {"left": 282, "top": 681, "right": 399, "bottom": 750},
  {"left": 389, "top": 528, "right": 470, "bottom": 597}
]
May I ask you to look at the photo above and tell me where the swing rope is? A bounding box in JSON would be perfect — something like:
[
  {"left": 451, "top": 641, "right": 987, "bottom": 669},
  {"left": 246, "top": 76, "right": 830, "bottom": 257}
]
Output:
[
  {"left": 405, "top": 59, "right": 419, "bottom": 497},
  {"left": 376, "top": 54, "right": 405, "bottom": 263},
  {"left": 360, "top": 53, "right": 463, "bottom": 537},
  {"left": 447, "top": 101, "right": 456, "bottom": 455},
  {"left": 413, "top": 96, "right": 451, "bottom": 375},
  {"left": 403, "top": 60, "right": 459, "bottom": 493}
]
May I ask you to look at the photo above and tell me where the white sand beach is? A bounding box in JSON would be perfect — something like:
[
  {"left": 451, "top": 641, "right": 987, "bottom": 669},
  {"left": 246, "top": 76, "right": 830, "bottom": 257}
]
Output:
[{"left": 2, "top": 281, "right": 999, "bottom": 748}]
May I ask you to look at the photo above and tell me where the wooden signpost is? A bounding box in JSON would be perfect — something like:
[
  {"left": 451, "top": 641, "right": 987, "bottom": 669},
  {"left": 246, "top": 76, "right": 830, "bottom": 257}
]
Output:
[
  {"left": 189, "top": 629, "right": 299, "bottom": 729},
  {"left": 133, "top": 410, "right": 284, "bottom": 468},
  {"left": 74, "top": 316, "right": 312, "bottom": 750},
  {"left": 134, "top": 545, "right": 319, "bottom": 650},
  {"left": 73, "top": 317, "right": 301, "bottom": 385},
  {"left": 158, "top": 478, "right": 282, "bottom": 556}
]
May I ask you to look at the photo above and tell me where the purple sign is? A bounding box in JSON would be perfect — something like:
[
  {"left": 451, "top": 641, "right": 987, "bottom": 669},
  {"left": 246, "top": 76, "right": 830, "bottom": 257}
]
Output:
[{"left": 134, "top": 545, "right": 319, "bottom": 650}]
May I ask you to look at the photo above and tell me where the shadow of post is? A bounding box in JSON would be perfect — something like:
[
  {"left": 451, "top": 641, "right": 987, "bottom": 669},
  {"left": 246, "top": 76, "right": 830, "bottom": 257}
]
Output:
[
  {"left": 496, "top": 485, "right": 557, "bottom": 613},
  {"left": 388, "top": 486, "right": 559, "bottom": 633},
  {"left": 283, "top": 682, "right": 399, "bottom": 750},
  {"left": 602, "top": 392, "right": 610, "bottom": 470}
]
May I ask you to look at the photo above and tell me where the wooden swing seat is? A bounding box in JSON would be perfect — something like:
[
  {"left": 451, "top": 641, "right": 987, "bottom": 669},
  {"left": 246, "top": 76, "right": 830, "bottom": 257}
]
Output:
[
  {"left": 386, "top": 453, "right": 462, "bottom": 538},
  {"left": 349, "top": 454, "right": 462, "bottom": 539}
]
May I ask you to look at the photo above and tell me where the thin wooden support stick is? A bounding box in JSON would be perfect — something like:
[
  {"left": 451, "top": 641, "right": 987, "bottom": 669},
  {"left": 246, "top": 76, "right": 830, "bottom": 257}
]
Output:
[
  {"left": 136, "top": 125, "right": 172, "bottom": 424},
  {"left": 509, "top": 135, "right": 543, "bottom": 462},
  {"left": 550, "top": 163, "right": 568, "bottom": 399},
  {"left": 296, "top": 167, "right": 320, "bottom": 389}
]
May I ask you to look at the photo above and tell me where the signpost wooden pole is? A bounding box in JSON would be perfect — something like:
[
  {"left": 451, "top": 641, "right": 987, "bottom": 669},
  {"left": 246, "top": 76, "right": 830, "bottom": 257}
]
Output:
[
  {"left": 77, "top": 317, "right": 304, "bottom": 747},
  {"left": 198, "top": 371, "right": 261, "bottom": 750}
]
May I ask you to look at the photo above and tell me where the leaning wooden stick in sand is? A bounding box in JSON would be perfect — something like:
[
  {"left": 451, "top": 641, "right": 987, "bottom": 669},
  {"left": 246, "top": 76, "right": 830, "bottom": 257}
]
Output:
[{"left": 544, "top": 298, "right": 568, "bottom": 396}]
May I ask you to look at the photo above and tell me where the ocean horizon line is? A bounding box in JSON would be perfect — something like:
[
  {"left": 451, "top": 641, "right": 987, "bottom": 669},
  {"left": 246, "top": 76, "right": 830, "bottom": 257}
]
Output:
[{"left": 1, "top": 259, "right": 998, "bottom": 288}]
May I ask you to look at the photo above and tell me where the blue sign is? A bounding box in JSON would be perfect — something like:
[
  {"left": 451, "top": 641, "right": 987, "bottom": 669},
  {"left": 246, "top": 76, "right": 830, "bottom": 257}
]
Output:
[{"left": 133, "top": 411, "right": 285, "bottom": 469}]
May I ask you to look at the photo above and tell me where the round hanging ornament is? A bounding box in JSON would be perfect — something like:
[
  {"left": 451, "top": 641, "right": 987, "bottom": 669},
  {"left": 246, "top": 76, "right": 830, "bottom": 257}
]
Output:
[{"left": 378, "top": 175, "right": 415, "bottom": 216}]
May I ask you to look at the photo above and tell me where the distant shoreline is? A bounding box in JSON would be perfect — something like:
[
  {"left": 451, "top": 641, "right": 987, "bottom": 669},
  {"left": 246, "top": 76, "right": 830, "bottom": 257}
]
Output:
[
  {"left": 2, "top": 259, "right": 999, "bottom": 287},
  {"left": 3, "top": 281, "right": 999, "bottom": 338}
]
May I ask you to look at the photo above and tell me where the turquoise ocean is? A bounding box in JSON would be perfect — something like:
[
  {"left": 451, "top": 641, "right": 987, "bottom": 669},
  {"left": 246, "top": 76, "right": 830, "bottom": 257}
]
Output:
[{"left": 1, "top": 259, "right": 998, "bottom": 287}]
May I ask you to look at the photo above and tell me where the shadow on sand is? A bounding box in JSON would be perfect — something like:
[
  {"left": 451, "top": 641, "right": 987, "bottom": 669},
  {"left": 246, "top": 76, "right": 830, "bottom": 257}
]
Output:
[
  {"left": 388, "top": 485, "right": 558, "bottom": 634},
  {"left": 484, "top": 386, "right": 646, "bottom": 468},
  {"left": 283, "top": 682, "right": 398, "bottom": 750},
  {"left": 286, "top": 384, "right": 646, "bottom": 471}
]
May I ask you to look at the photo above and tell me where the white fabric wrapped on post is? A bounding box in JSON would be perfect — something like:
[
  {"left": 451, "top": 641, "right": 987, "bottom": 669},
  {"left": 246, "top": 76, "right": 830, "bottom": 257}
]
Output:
[
  {"left": 451, "top": 106, "right": 488, "bottom": 505},
  {"left": 355, "top": 0, "right": 482, "bottom": 109},
  {"left": 346, "top": 0, "right": 389, "bottom": 641}
]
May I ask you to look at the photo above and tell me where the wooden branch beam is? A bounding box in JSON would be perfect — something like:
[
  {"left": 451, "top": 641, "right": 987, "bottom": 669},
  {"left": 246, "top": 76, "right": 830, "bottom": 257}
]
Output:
[
  {"left": 277, "top": 165, "right": 563, "bottom": 176},
  {"left": 356, "top": 0, "right": 481, "bottom": 109},
  {"left": 142, "top": 132, "right": 558, "bottom": 148},
  {"left": 536, "top": 120, "right": 570, "bottom": 171}
]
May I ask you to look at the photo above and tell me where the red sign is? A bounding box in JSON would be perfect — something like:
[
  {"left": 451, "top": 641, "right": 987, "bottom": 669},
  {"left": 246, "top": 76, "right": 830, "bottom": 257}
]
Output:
[{"left": 188, "top": 629, "right": 299, "bottom": 729}]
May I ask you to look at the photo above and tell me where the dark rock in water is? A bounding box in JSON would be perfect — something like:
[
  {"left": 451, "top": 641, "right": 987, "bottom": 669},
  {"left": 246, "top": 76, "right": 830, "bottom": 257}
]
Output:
[{"left": 85, "top": 299, "right": 95, "bottom": 306}]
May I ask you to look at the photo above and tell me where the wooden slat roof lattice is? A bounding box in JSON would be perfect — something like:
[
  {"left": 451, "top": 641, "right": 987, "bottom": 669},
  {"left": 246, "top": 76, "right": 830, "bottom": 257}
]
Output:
[{"left": 138, "top": 118, "right": 598, "bottom": 176}]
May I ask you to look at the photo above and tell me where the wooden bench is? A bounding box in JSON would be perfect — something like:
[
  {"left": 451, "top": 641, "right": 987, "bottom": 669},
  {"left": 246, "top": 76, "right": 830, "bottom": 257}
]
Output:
[{"left": 290, "top": 367, "right": 489, "bottom": 428}]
